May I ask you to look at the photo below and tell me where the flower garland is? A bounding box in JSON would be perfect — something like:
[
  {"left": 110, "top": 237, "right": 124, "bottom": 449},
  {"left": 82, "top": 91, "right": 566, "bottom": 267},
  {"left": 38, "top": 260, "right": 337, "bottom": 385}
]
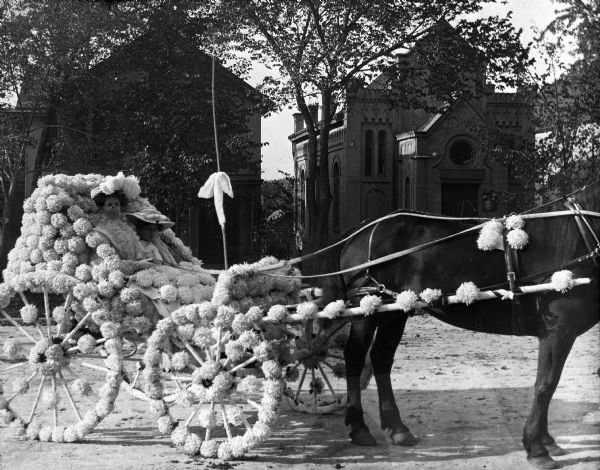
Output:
[
  {"left": 212, "top": 257, "right": 301, "bottom": 316},
  {"left": 142, "top": 302, "right": 286, "bottom": 460},
  {"left": 0, "top": 172, "right": 202, "bottom": 442}
]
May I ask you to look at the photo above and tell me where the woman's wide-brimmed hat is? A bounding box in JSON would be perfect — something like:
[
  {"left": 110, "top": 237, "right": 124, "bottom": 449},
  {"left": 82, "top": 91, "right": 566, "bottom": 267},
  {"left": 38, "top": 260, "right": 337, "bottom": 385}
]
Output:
[
  {"left": 91, "top": 172, "right": 141, "bottom": 202},
  {"left": 125, "top": 208, "right": 175, "bottom": 230}
]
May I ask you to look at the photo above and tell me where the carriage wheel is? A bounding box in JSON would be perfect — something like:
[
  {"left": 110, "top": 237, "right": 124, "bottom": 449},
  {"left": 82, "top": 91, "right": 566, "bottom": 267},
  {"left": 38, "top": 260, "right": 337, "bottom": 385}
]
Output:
[
  {"left": 283, "top": 318, "right": 348, "bottom": 414},
  {"left": 140, "top": 311, "right": 285, "bottom": 460},
  {"left": 0, "top": 288, "right": 122, "bottom": 442}
]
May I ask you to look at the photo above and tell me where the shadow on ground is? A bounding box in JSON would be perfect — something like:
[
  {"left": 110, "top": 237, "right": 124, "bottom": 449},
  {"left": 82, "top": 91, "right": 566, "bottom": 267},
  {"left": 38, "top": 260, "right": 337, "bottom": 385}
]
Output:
[{"left": 241, "top": 387, "right": 600, "bottom": 467}]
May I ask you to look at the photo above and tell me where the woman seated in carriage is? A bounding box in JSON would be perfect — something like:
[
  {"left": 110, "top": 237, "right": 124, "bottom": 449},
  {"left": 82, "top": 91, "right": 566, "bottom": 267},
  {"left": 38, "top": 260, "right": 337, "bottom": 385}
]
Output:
[{"left": 88, "top": 176, "right": 215, "bottom": 326}]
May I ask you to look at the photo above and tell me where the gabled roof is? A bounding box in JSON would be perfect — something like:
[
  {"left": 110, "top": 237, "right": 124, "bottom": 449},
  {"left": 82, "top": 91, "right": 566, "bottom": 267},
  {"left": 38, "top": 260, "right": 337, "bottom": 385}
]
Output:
[{"left": 397, "top": 99, "right": 500, "bottom": 141}]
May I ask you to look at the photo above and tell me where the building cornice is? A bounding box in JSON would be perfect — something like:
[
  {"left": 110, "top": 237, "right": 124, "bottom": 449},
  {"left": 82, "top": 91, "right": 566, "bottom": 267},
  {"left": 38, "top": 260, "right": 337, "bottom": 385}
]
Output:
[{"left": 288, "top": 117, "right": 345, "bottom": 142}]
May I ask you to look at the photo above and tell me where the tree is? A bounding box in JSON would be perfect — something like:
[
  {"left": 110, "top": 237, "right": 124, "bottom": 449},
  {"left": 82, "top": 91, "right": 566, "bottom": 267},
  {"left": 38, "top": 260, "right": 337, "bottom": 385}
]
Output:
[
  {"left": 222, "top": 0, "right": 530, "bottom": 250},
  {"left": 0, "top": 1, "right": 264, "bottom": 266},
  {"left": 489, "top": 0, "right": 600, "bottom": 200},
  {"left": 55, "top": 3, "right": 264, "bottom": 229},
  {"left": 257, "top": 173, "right": 296, "bottom": 259},
  {"left": 0, "top": 0, "right": 140, "bottom": 268}
]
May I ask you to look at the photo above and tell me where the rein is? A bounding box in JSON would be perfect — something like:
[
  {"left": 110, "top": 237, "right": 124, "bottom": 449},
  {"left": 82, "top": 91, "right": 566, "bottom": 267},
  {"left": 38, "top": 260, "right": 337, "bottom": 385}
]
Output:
[{"left": 263, "top": 209, "right": 600, "bottom": 280}]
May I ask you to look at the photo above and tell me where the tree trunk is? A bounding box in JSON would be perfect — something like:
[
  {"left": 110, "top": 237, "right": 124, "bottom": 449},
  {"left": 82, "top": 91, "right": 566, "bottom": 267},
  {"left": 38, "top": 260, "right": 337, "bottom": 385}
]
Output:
[
  {"left": 0, "top": 178, "right": 18, "bottom": 271},
  {"left": 30, "top": 96, "right": 59, "bottom": 185},
  {"left": 313, "top": 90, "right": 334, "bottom": 248}
]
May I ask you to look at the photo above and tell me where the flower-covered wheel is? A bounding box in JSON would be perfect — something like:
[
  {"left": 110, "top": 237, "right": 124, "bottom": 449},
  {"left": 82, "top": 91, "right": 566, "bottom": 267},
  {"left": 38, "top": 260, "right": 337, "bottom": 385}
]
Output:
[
  {"left": 283, "top": 317, "right": 348, "bottom": 414},
  {"left": 141, "top": 302, "right": 286, "bottom": 460},
  {"left": 0, "top": 287, "right": 122, "bottom": 442}
]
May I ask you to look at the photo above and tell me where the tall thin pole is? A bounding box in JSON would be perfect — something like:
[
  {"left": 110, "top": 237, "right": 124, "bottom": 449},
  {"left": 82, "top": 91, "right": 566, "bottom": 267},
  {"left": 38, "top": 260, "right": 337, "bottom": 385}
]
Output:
[
  {"left": 212, "top": 53, "right": 228, "bottom": 268},
  {"left": 212, "top": 54, "right": 221, "bottom": 173}
]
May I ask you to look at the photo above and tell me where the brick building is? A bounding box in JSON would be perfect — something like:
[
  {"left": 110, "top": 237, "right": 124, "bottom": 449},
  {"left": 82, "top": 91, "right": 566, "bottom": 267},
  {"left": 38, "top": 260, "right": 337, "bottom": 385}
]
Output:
[{"left": 290, "top": 81, "right": 533, "bottom": 246}]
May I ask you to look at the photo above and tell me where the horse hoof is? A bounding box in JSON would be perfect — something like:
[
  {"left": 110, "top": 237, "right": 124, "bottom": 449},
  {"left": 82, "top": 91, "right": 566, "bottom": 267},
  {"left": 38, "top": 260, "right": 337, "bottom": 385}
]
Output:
[
  {"left": 527, "top": 455, "right": 559, "bottom": 469},
  {"left": 350, "top": 428, "right": 377, "bottom": 446},
  {"left": 390, "top": 430, "right": 419, "bottom": 446},
  {"left": 546, "top": 443, "right": 566, "bottom": 456}
]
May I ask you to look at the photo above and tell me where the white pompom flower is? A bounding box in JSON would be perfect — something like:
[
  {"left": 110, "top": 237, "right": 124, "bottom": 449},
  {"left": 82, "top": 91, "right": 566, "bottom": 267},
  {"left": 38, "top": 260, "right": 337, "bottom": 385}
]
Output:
[
  {"left": 20, "top": 304, "right": 38, "bottom": 324},
  {"left": 359, "top": 294, "right": 382, "bottom": 316},
  {"left": 477, "top": 219, "right": 503, "bottom": 251},
  {"left": 266, "top": 304, "right": 287, "bottom": 322},
  {"left": 505, "top": 214, "right": 525, "bottom": 230},
  {"left": 395, "top": 290, "right": 418, "bottom": 312},
  {"left": 322, "top": 299, "right": 345, "bottom": 319},
  {"left": 419, "top": 288, "right": 442, "bottom": 304},
  {"left": 455, "top": 282, "right": 480, "bottom": 305},
  {"left": 506, "top": 228, "right": 529, "bottom": 249},
  {"left": 296, "top": 301, "right": 318, "bottom": 320},
  {"left": 201, "top": 439, "right": 220, "bottom": 458},
  {"left": 160, "top": 284, "right": 178, "bottom": 303},
  {"left": 551, "top": 270, "right": 573, "bottom": 293}
]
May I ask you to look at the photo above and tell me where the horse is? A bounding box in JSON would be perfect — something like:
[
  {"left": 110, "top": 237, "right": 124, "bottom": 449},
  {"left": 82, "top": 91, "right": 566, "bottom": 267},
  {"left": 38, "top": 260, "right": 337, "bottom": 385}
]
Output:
[{"left": 307, "top": 180, "right": 600, "bottom": 469}]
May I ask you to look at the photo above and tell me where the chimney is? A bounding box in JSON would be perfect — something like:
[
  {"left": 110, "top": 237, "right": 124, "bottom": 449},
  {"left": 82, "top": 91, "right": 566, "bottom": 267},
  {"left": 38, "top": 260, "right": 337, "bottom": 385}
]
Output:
[{"left": 293, "top": 112, "right": 304, "bottom": 132}]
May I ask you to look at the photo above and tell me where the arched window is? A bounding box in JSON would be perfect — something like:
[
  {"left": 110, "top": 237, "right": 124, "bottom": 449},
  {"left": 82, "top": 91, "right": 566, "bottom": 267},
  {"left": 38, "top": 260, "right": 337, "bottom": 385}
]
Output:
[
  {"left": 364, "top": 130, "right": 374, "bottom": 176},
  {"left": 449, "top": 139, "right": 473, "bottom": 166},
  {"left": 377, "top": 130, "right": 386, "bottom": 176},
  {"left": 404, "top": 177, "right": 411, "bottom": 209},
  {"left": 333, "top": 162, "right": 340, "bottom": 233}
]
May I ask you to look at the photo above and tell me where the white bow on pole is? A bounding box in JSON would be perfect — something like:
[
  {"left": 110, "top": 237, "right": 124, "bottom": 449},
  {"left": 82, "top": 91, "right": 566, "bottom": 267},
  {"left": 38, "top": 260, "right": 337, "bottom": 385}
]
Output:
[{"left": 198, "top": 171, "right": 234, "bottom": 227}]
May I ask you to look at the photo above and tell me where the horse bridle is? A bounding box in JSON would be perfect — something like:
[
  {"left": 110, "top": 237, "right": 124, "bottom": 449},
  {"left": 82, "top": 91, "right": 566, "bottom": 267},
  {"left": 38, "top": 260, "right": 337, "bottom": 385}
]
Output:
[
  {"left": 345, "top": 193, "right": 600, "bottom": 306},
  {"left": 564, "top": 196, "right": 600, "bottom": 266}
]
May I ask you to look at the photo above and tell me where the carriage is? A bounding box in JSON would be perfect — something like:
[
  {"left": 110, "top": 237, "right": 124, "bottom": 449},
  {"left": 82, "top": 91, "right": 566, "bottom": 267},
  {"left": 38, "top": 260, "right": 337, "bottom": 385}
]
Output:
[{"left": 0, "top": 172, "right": 598, "bottom": 466}]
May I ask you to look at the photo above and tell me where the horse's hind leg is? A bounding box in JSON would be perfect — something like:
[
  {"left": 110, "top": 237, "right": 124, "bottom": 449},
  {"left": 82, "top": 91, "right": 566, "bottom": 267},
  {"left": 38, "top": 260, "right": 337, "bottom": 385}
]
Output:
[
  {"left": 523, "top": 332, "right": 576, "bottom": 469},
  {"left": 344, "top": 316, "right": 378, "bottom": 446},
  {"left": 371, "top": 312, "right": 418, "bottom": 446}
]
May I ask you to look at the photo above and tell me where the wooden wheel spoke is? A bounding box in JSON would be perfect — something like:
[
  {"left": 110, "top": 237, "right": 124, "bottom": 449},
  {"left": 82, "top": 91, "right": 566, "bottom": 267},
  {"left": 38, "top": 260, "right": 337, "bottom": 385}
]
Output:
[
  {"left": 318, "top": 363, "right": 338, "bottom": 401},
  {"left": 183, "top": 402, "right": 204, "bottom": 427},
  {"left": 176, "top": 335, "right": 205, "bottom": 366},
  {"left": 287, "top": 360, "right": 301, "bottom": 375},
  {"left": 220, "top": 403, "right": 233, "bottom": 442},
  {"left": 238, "top": 406, "right": 253, "bottom": 432},
  {"left": 81, "top": 362, "right": 110, "bottom": 374},
  {"left": 214, "top": 327, "right": 222, "bottom": 362},
  {"left": 7, "top": 370, "right": 39, "bottom": 403},
  {"left": 294, "top": 366, "right": 308, "bottom": 403},
  {"left": 43, "top": 288, "right": 52, "bottom": 338},
  {"left": 58, "top": 371, "right": 82, "bottom": 421},
  {"left": 328, "top": 352, "right": 344, "bottom": 361},
  {"left": 229, "top": 355, "right": 258, "bottom": 374},
  {"left": 1, "top": 361, "right": 29, "bottom": 373},
  {"left": 1, "top": 310, "right": 36, "bottom": 343},
  {"left": 61, "top": 311, "right": 92, "bottom": 346},
  {"left": 35, "top": 325, "right": 45, "bottom": 341},
  {"left": 316, "top": 320, "right": 348, "bottom": 344},
  {"left": 27, "top": 375, "right": 46, "bottom": 424},
  {"left": 205, "top": 402, "right": 216, "bottom": 441},
  {"left": 52, "top": 376, "right": 58, "bottom": 428},
  {"left": 246, "top": 398, "right": 261, "bottom": 411}
]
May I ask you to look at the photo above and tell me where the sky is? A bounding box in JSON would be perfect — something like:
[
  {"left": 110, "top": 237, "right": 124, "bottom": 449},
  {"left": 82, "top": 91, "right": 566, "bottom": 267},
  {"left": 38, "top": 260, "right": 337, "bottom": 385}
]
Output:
[{"left": 251, "top": 0, "right": 565, "bottom": 180}]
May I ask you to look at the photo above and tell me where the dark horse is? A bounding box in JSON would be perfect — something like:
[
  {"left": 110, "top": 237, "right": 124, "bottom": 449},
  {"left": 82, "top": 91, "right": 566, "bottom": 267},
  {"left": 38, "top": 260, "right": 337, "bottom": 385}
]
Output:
[{"left": 309, "top": 181, "right": 599, "bottom": 469}]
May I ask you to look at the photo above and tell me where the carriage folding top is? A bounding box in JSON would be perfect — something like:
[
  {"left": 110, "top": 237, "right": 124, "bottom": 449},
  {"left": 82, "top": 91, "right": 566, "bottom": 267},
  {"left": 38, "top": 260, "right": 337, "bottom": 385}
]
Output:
[{"left": 0, "top": 173, "right": 597, "bottom": 461}]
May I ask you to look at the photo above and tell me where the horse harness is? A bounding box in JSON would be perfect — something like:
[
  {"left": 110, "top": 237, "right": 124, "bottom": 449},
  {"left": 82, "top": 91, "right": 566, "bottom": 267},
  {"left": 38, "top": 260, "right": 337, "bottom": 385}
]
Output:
[{"left": 345, "top": 192, "right": 600, "bottom": 333}]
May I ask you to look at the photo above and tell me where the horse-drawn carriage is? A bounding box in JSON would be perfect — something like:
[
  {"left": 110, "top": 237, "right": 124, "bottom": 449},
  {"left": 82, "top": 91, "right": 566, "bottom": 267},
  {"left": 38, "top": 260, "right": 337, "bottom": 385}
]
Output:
[{"left": 1, "top": 172, "right": 598, "bottom": 468}]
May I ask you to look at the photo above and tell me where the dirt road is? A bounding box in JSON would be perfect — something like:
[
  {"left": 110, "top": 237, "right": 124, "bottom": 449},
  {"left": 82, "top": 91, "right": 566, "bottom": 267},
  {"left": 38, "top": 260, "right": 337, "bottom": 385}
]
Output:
[{"left": 1, "top": 315, "right": 598, "bottom": 470}]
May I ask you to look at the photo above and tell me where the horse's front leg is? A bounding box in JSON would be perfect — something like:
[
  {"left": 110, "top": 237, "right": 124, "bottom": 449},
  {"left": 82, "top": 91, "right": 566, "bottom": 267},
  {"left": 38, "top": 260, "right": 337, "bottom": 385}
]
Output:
[
  {"left": 344, "top": 315, "right": 378, "bottom": 446},
  {"left": 371, "top": 311, "right": 418, "bottom": 446},
  {"left": 523, "top": 331, "right": 575, "bottom": 469}
]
